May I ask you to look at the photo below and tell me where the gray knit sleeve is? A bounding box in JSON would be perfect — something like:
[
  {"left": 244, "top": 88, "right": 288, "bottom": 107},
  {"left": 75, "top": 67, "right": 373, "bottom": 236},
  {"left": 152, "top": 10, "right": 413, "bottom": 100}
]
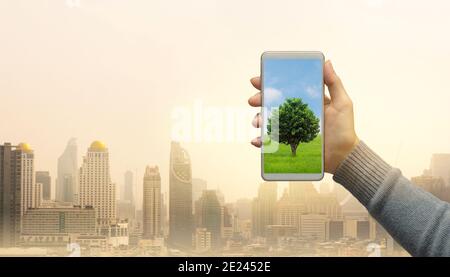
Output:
[
  {"left": 333, "top": 140, "right": 450, "bottom": 257},
  {"left": 332, "top": 141, "right": 392, "bottom": 206}
]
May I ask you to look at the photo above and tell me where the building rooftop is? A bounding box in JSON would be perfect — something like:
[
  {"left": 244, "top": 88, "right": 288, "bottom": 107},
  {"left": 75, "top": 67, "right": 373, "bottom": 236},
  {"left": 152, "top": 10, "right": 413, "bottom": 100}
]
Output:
[
  {"left": 18, "top": 142, "right": 33, "bottom": 154},
  {"left": 89, "top": 140, "right": 107, "bottom": 151}
]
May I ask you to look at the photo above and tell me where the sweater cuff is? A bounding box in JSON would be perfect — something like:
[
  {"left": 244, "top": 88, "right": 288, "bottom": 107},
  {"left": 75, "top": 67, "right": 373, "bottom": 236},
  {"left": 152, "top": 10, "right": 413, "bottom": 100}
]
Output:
[{"left": 332, "top": 140, "right": 392, "bottom": 206}]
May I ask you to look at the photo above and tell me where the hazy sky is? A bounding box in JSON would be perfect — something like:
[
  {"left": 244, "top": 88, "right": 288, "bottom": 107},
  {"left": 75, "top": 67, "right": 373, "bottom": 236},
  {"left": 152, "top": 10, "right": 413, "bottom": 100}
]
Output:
[{"left": 1, "top": 0, "right": 450, "bottom": 205}]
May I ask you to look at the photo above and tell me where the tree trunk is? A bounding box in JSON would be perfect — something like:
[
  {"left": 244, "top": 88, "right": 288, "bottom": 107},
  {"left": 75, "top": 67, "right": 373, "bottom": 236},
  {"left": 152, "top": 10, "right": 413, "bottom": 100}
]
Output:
[{"left": 290, "top": 143, "right": 298, "bottom": 156}]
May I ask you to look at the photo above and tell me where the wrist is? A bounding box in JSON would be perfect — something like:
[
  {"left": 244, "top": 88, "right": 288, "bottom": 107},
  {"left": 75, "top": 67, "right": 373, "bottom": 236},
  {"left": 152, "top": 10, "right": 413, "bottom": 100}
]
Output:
[
  {"left": 327, "top": 136, "right": 360, "bottom": 174},
  {"left": 332, "top": 140, "right": 393, "bottom": 206}
]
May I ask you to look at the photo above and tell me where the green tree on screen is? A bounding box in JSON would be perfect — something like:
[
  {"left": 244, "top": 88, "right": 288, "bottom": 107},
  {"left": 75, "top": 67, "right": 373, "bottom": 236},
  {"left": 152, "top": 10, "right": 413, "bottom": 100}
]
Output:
[{"left": 268, "top": 98, "right": 320, "bottom": 156}]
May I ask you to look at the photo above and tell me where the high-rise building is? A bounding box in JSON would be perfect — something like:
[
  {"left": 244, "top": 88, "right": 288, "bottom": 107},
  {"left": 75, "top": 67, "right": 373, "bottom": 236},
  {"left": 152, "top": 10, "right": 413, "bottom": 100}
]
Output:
[
  {"left": 123, "top": 170, "right": 134, "bottom": 204},
  {"left": 412, "top": 172, "right": 450, "bottom": 202},
  {"left": 117, "top": 170, "right": 136, "bottom": 222},
  {"left": 117, "top": 200, "right": 135, "bottom": 221},
  {"left": 1, "top": 143, "right": 22, "bottom": 247},
  {"left": 169, "top": 142, "right": 193, "bottom": 249},
  {"left": 161, "top": 192, "right": 168, "bottom": 236},
  {"left": 235, "top": 198, "right": 252, "bottom": 221},
  {"left": 78, "top": 141, "right": 116, "bottom": 225},
  {"left": 56, "top": 138, "right": 78, "bottom": 203},
  {"left": 192, "top": 178, "right": 207, "bottom": 210},
  {"left": 430, "top": 154, "right": 450, "bottom": 185},
  {"left": 222, "top": 203, "right": 237, "bottom": 242},
  {"left": 33, "top": 183, "right": 42, "bottom": 209},
  {"left": 0, "top": 143, "right": 38, "bottom": 246},
  {"left": 36, "top": 171, "right": 51, "bottom": 201},
  {"left": 252, "top": 182, "right": 277, "bottom": 237},
  {"left": 143, "top": 166, "right": 161, "bottom": 239},
  {"left": 216, "top": 190, "right": 225, "bottom": 206},
  {"left": 195, "top": 190, "right": 222, "bottom": 249},
  {"left": 222, "top": 203, "right": 233, "bottom": 229},
  {"left": 18, "top": 143, "right": 40, "bottom": 212}
]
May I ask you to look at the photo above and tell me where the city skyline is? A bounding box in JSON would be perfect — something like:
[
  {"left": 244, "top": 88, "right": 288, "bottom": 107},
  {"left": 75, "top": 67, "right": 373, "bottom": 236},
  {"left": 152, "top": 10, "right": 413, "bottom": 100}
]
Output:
[
  {"left": 2, "top": 138, "right": 450, "bottom": 204},
  {"left": 2, "top": 140, "right": 447, "bottom": 256}
]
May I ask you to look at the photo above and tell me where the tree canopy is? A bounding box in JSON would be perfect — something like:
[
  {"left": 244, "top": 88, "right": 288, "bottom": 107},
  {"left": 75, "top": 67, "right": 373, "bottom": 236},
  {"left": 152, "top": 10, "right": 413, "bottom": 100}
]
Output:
[{"left": 267, "top": 98, "right": 320, "bottom": 156}]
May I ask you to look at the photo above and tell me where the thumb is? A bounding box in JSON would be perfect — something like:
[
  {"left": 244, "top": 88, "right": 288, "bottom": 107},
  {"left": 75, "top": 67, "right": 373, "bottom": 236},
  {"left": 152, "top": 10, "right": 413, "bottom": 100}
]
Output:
[{"left": 324, "top": 60, "right": 349, "bottom": 105}]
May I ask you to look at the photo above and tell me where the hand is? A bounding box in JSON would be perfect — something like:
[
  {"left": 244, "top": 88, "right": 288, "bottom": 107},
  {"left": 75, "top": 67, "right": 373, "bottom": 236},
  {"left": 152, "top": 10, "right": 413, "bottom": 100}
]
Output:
[{"left": 248, "top": 60, "right": 359, "bottom": 174}]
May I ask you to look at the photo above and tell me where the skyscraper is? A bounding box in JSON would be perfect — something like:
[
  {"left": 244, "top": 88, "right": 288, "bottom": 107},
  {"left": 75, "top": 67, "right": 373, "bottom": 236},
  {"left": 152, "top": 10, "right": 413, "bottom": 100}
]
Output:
[
  {"left": 123, "top": 170, "right": 134, "bottom": 204},
  {"left": 36, "top": 171, "right": 51, "bottom": 201},
  {"left": 411, "top": 173, "right": 450, "bottom": 202},
  {"left": 56, "top": 138, "right": 78, "bottom": 203},
  {"left": 235, "top": 198, "right": 252, "bottom": 221},
  {"left": 430, "top": 154, "right": 450, "bottom": 186},
  {"left": 117, "top": 170, "right": 135, "bottom": 222},
  {"left": 0, "top": 143, "right": 38, "bottom": 246},
  {"left": 16, "top": 143, "right": 40, "bottom": 212},
  {"left": 196, "top": 190, "right": 222, "bottom": 249},
  {"left": 143, "top": 166, "right": 161, "bottom": 239},
  {"left": 169, "top": 142, "right": 193, "bottom": 249},
  {"left": 252, "top": 182, "right": 277, "bottom": 237},
  {"left": 161, "top": 192, "right": 168, "bottom": 236},
  {"left": 192, "top": 178, "right": 207, "bottom": 211},
  {"left": 78, "top": 141, "right": 116, "bottom": 225}
]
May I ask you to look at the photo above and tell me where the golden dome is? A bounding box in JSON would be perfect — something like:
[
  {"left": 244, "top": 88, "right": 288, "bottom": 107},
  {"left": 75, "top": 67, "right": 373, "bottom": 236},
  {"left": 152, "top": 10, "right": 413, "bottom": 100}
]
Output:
[
  {"left": 89, "top": 140, "right": 107, "bottom": 151},
  {"left": 18, "top": 143, "right": 33, "bottom": 154}
]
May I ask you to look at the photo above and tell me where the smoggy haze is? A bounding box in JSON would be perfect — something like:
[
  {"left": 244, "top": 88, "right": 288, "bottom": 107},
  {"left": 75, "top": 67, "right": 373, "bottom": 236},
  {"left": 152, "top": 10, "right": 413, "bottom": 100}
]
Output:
[{"left": 1, "top": 0, "right": 450, "bottom": 204}]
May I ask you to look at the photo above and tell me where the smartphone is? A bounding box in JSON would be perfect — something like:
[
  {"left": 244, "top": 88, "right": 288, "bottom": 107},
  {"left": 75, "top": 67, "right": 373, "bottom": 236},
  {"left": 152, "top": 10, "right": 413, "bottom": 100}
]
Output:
[{"left": 261, "top": 51, "right": 324, "bottom": 181}]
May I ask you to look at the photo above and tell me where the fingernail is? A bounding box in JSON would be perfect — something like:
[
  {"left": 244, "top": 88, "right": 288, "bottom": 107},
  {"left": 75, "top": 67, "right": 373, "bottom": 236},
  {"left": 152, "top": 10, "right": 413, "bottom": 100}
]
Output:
[{"left": 251, "top": 137, "right": 260, "bottom": 145}]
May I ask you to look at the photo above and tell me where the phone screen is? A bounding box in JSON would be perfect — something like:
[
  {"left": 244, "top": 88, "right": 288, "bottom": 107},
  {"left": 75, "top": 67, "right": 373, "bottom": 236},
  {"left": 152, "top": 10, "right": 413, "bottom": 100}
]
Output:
[{"left": 261, "top": 52, "right": 324, "bottom": 181}]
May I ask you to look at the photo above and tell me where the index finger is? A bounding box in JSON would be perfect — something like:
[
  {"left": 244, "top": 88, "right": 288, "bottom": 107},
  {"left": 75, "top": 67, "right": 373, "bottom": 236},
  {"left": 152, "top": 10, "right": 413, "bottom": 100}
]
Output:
[{"left": 248, "top": 77, "right": 262, "bottom": 107}]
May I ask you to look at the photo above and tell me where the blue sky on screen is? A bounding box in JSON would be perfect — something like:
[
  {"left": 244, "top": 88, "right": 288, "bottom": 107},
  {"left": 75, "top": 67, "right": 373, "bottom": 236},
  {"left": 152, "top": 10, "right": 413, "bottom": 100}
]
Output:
[{"left": 263, "top": 58, "right": 322, "bottom": 119}]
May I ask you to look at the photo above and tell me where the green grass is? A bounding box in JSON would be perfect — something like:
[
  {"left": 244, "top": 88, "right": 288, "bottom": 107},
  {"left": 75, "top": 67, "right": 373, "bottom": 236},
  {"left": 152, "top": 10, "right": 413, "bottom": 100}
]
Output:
[{"left": 264, "top": 135, "right": 322, "bottom": 173}]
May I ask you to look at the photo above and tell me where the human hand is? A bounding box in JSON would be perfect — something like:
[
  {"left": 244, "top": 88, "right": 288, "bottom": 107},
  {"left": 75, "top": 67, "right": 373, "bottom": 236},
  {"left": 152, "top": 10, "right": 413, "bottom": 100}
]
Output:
[{"left": 248, "top": 60, "right": 359, "bottom": 174}]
